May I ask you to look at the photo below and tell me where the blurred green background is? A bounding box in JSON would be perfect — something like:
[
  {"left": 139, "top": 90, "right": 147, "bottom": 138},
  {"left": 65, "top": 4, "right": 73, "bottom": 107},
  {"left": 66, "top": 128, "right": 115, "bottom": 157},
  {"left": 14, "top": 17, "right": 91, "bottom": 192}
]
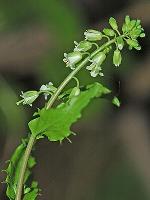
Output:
[{"left": 0, "top": 0, "right": 150, "bottom": 199}]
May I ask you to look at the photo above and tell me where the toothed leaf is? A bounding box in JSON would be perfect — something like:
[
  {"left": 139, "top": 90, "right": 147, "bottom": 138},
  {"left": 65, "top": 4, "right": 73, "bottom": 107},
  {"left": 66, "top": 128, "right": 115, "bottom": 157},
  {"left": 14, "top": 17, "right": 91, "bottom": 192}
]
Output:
[{"left": 28, "top": 82, "right": 111, "bottom": 141}]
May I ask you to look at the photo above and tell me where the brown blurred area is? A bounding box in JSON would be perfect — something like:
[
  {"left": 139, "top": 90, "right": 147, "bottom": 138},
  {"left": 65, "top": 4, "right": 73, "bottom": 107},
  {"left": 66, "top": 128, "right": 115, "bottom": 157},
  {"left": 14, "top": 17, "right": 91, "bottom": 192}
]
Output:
[{"left": 0, "top": 0, "right": 150, "bottom": 199}]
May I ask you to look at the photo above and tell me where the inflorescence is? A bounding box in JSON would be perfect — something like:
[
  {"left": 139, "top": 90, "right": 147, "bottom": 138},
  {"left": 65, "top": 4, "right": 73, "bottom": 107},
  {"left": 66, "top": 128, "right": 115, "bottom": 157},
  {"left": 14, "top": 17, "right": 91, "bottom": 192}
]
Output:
[{"left": 17, "top": 16, "right": 145, "bottom": 107}]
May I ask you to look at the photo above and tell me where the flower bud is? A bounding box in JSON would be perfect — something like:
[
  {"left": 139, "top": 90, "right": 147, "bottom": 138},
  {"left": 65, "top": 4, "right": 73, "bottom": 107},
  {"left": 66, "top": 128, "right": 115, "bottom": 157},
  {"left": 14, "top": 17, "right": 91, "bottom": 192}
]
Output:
[
  {"left": 103, "top": 28, "right": 115, "bottom": 37},
  {"left": 126, "top": 39, "right": 139, "bottom": 48},
  {"left": 63, "top": 52, "right": 82, "bottom": 69},
  {"left": 128, "top": 20, "right": 136, "bottom": 30},
  {"left": 103, "top": 46, "right": 112, "bottom": 54},
  {"left": 125, "top": 15, "right": 130, "bottom": 25},
  {"left": 69, "top": 87, "right": 80, "bottom": 98},
  {"left": 122, "top": 24, "right": 128, "bottom": 34},
  {"left": 84, "top": 30, "right": 102, "bottom": 41},
  {"left": 116, "top": 36, "right": 124, "bottom": 50},
  {"left": 130, "top": 29, "right": 141, "bottom": 38},
  {"left": 136, "top": 19, "right": 141, "bottom": 26},
  {"left": 74, "top": 40, "right": 92, "bottom": 52},
  {"left": 109, "top": 17, "right": 118, "bottom": 31},
  {"left": 113, "top": 49, "right": 122, "bottom": 67},
  {"left": 140, "top": 33, "right": 145, "bottom": 38}
]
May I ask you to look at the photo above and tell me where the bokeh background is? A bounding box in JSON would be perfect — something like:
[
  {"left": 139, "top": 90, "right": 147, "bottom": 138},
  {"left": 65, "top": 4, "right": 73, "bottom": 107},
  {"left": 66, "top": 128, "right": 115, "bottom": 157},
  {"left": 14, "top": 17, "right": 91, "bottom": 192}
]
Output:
[{"left": 0, "top": 0, "right": 150, "bottom": 199}]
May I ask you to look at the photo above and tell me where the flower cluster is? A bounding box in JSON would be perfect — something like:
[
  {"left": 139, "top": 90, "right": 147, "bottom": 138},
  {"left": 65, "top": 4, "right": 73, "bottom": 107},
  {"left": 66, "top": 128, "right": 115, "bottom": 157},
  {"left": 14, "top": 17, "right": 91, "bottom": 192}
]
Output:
[
  {"left": 112, "top": 16, "right": 145, "bottom": 67},
  {"left": 63, "top": 29, "right": 105, "bottom": 77},
  {"left": 17, "top": 16, "right": 145, "bottom": 107},
  {"left": 122, "top": 15, "right": 145, "bottom": 50},
  {"left": 63, "top": 16, "right": 145, "bottom": 77}
]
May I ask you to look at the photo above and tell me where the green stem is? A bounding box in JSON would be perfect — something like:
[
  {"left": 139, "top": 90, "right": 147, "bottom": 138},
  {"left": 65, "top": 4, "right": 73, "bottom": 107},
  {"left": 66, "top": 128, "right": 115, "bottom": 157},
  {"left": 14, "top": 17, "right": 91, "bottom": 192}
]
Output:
[
  {"left": 15, "top": 38, "right": 115, "bottom": 200},
  {"left": 73, "top": 77, "right": 80, "bottom": 88},
  {"left": 15, "top": 134, "right": 35, "bottom": 200}
]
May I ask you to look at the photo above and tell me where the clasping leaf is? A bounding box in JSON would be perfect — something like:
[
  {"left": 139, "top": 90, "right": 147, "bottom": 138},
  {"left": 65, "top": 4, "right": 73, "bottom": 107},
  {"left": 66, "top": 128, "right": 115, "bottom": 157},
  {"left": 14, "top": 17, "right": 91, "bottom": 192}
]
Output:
[{"left": 28, "top": 82, "right": 111, "bottom": 142}]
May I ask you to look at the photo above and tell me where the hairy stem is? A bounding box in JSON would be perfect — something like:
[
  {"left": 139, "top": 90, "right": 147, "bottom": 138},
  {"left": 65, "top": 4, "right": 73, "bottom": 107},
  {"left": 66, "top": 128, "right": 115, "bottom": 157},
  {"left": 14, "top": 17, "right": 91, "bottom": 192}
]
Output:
[{"left": 15, "top": 38, "right": 115, "bottom": 200}]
